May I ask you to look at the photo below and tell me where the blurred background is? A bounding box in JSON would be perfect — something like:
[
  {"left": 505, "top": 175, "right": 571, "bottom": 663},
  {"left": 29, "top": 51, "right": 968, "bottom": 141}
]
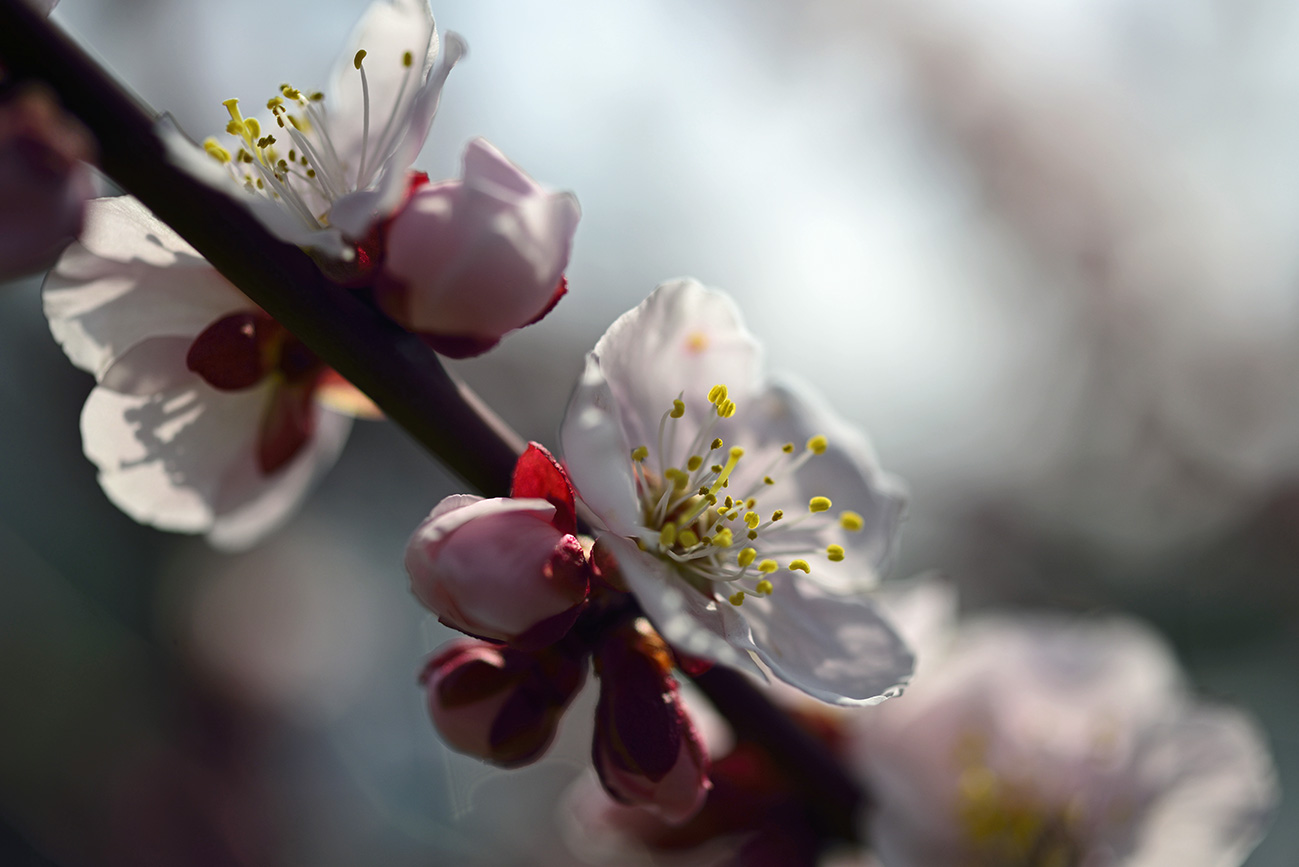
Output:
[{"left": 2, "top": 0, "right": 1297, "bottom": 862}]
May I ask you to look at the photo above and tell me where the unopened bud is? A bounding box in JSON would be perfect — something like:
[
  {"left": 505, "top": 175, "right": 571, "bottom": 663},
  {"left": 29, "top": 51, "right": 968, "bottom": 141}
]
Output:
[
  {"left": 406, "top": 495, "right": 589, "bottom": 649},
  {"left": 375, "top": 138, "right": 580, "bottom": 358},
  {"left": 592, "top": 620, "right": 711, "bottom": 823},
  {"left": 421, "top": 639, "right": 586, "bottom": 767}
]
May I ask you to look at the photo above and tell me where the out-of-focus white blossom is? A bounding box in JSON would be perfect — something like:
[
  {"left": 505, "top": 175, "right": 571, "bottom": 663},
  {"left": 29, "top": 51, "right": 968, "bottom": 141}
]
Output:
[
  {"left": 560, "top": 279, "right": 913, "bottom": 706},
  {"left": 854, "top": 614, "right": 1278, "bottom": 867}
]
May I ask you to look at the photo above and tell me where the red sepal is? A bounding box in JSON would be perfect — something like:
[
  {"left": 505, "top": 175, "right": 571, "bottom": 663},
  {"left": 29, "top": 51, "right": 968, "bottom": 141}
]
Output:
[{"left": 511, "top": 442, "right": 578, "bottom": 535}]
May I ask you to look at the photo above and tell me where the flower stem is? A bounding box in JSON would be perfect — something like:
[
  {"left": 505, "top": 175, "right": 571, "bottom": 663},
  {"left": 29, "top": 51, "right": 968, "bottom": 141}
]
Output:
[{"left": 0, "top": 0, "right": 868, "bottom": 844}]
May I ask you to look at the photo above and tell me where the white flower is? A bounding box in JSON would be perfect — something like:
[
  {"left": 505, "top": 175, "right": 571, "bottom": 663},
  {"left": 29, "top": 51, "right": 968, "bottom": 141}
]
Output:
[
  {"left": 44, "top": 196, "right": 362, "bottom": 549},
  {"left": 854, "top": 615, "right": 1278, "bottom": 867},
  {"left": 171, "top": 0, "right": 464, "bottom": 259},
  {"left": 559, "top": 279, "right": 913, "bottom": 706}
]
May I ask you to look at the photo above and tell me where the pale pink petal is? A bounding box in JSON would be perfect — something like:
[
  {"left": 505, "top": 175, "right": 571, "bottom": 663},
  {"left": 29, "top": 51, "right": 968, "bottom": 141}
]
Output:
[
  {"left": 735, "top": 378, "right": 908, "bottom": 594},
  {"left": 98, "top": 336, "right": 195, "bottom": 395},
  {"left": 44, "top": 197, "right": 248, "bottom": 380},
  {"left": 81, "top": 375, "right": 350, "bottom": 550},
  {"left": 559, "top": 355, "right": 643, "bottom": 536},
  {"left": 599, "top": 533, "right": 766, "bottom": 680},
  {"left": 740, "top": 578, "right": 913, "bottom": 706},
  {"left": 590, "top": 279, "right": 763, "bottom": 454}
]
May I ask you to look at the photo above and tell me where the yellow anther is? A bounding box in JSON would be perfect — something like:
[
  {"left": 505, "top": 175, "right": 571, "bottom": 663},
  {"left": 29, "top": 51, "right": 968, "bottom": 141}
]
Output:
[
  {"left": 744, "top": 511, "right": 761, "bottom": 529},
  {"left": 202, "top": 138, "right": 231, "bottom": 163},
  {"left": 746, "top": 499, "right": 756, "bottom": 508},
  {"left": 659, "top": 522, "right": 677, "bottom": 547},
  {"left": 687, "top": 455, "right": 703, "bottom": 472},
  {"left": 678, "top": 529, "right": 700, "bottom": 548},
  {"left": 402, "top": 50, "right": 414, "bottom": 67},
  {"left": 737, "top": 547, "right": 757, "bottom": 567},
  {"left": 226, "top": 119, "right": 245, "bottom": 137},
  {"left": 306, "top": 169, "right": 316, "bottom": 178},
  {"left": 809, "top": 497, "right": 832, "bottom": 513},
  {"left": 705, "top": 493, "right": 718, "bottom": 505},
  {"left": 255, "top": 178, "right": 264, "bottom": 189},
  {"left": 826, "top": 545, "right": 845, "bottom": 562},
  {"left": 309, "top": 91, "right": 324, "bottom": 101},
  {"left": 729, "top": 591, "right": 746, "bottom": 606},
  {"left": 807, "top": 435, "right": 828, "bottom": 455},
  {"left": 747, "top": 530, "right": 758, "bottom": 540},
  {"left": 280, "top": 84, "right": 303, "bottom": 100},
  {"left": 840, "top": 511, "right": 865, "bottom": 532},
  {"left": 711, "top": 438, "right": 724, "bottom": 451},
  {"left": 718, "top": 399, "right": 736, "bottom": 418},
  {"left": 771, "top": 510, "right": 784, "bottom": 521},
  {"left": 665, "top": 468, "right": 691, "bottom": 490},
  {"left": 789, "top": 559, "right": 811, "bottom": 573},
  {"left": 288, "top": 149, "right": 297, "bottom": 162},
  {"left": 708, "top": 384, "right": 728, "bottom": 405},
  {"left": 757, "top": 559, "right": 779, "bottom": 574},
  {"left": 631, "top": 445, "right": 649, "bottom": 462},
  {"left": 782, "top": 443, "right": 795, "bottom": 454},
  {"left": 712, "top": 528, "right": 734, "bottom": 548},
  {"left": 711, "top": 464, "right": 724, "bottom": 473},
  {"left": 353, "top": 49, "right": 368, "bottom": 69},
  {"left": 670, "top": 399, "right": 685, "bottom": 419},
  {"left": 764, "top": 476, "right": 774, "bottom": 485},
  {"left": 755, "top": 579, "right": 774, "bottom": 595},
  {"left": 266, "top": 96, "right": 285, "bottom": 110},
  {"left": 723, "top": 496, "right": 734, "bottom": 509}
]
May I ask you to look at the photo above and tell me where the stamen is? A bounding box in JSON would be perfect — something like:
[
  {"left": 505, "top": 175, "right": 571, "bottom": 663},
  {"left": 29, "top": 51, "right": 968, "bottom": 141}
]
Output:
[
  {"left": 826, "top": 544, "right": 845, "bottom": 562},
  {"left": 789, "top": 559, "right": 811, "bottom": 573},
  {"left": 840, "top": 511, "right": 865, "bottom": 531},
  {"left": 755, "top": 579, "right": 774, "bottom": 595},
  {"left": 807, "top": 434, "right": 828, "bottom": 455},
  {"left": 737, "top": 548, "right": 756, "bottom": 567},
  {"left": 809, "top": 497, "right": 832, "bottom": 513},
  {"left": 671, "top": 399, "right": 685, "bottom": 418},
  {"left": 782, "top": 443, "right": 795, "bottom": 453},
  {"left": 757, "top": 559, "right": 779, "bottom": 574},
  {"left": 631, "top": 445, "right": 649, "bottom": 462},
  {"left": 729, "top": 591, "right": 745, "bottom": 606},
  {"left": 659, "top": 523, "right": 677, "bottom": 547},
  {"left": 678, "top": 529, "right": 700, "bottom": 548},
  {"left": 687, "top": 455, "right": 703, "bottom": 471}
]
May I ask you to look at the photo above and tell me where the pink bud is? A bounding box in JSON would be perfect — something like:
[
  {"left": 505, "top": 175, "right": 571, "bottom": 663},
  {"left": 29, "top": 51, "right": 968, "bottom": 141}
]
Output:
[
  {"left": 592, "top": 619, "right": 711, "bottom": 824},
  {"left": 406, "top": 495, "right": 589, "bottom": 649},
  {"left": 0, "top": 86, "right": 95, "bottom": 281},
  {"left": 421, "top": 639, "right": 587, "bottom": 768},
  {"left": 375, "top": 138, "right": 580, "bottom": 357}
]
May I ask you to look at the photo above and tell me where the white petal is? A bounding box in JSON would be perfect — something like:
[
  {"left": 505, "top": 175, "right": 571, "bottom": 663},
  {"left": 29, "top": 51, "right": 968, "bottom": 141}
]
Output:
[
  {"left": 81, "top": 376, "right": 350, "bottom": 550},
  {"left": 590, "top": 278, "right": 763, "bottom": 457},
  {"left": 740, "top": 578, "right": 914, "bottom": 706},
  {"left": 326, "top": 0, "right": 439, "bottom": 176},
  {"left": 329, "top": 33, "right": 466, "bottom": 239},
  {"left": 560, "top": 354, "right": 642, "bottom": 536},
  {"left": 98, "top": 336, "right": 195, "bottom": 395},
  {"left": 207, "top": 408, "right": 352, "bottom": 550},
  {"left": 738, "top": 377, "right": 907, "bottom": 594},
  {"left": 1127, "top": 707, "right": 1278, "bottom": 867},
  {"left": 43, "top": 197, "right": 248, "bottom": 380},
  {"left": 599, "top": 533, "right": 766, "bottom": 679}
]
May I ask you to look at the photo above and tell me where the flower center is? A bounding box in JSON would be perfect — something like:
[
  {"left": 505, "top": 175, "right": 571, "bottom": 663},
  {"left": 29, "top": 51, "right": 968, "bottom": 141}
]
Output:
[
  {"left": 186, "top": 311, "right": 327, "bottom": 475},
  {"left": 201, "top": 46, "right": 421, "bottom": 231},
  {"left": 627, "top": 384, "right": 864, "bottom": 607}
]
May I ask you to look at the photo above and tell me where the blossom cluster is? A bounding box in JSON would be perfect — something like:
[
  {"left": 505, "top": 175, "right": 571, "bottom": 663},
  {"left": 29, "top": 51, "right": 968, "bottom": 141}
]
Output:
[{"left": 4, "top": 0, "right": 1282, "bottom": 865}]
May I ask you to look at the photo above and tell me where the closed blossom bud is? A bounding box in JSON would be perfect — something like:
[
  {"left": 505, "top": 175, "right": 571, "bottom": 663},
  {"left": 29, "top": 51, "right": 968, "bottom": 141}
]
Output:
[
  {"left": 406, "top": 494, "right": 589, "bottom": 650},
  {"left": 421, "top": 639, "right": 587, "bottom": 767},
  {"left": 0, "top": 85, "right": 95, "bottom": 281},
  {"left": 592, "top": 619, "right": 711, "bottom": 824},
  {"left": 375, "top": 137, "right": 580, "bottom": 358}
]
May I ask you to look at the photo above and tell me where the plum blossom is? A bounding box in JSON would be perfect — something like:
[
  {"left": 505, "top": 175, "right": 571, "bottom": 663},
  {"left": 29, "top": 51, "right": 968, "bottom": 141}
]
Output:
[
  {"left": 176, "top": 0, "right": 464, "bottom": 259},
  {"left": 559, "top": 279, "right": 913, "bottom": 706},
  {"left": 854, "top": 614, "right": 1278, "bottom": 867},
  {"left": 0, "top": 85, "right": 94, "bottom": 281},
  {"left": 374, "top": 138, "right": 580, "bottom": 357},
  {"left": 44, "top": 196, "right": 368, "bottom": 549}
]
